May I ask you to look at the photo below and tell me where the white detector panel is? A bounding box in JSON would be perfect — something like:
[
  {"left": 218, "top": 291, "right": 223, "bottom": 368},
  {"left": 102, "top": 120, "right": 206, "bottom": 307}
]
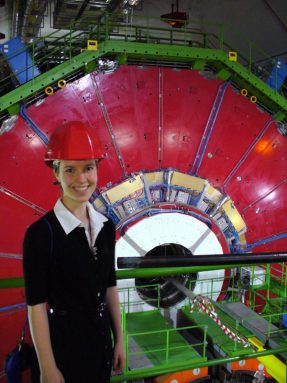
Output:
[{"left": 116, "top": 212, "right": 225, "bottom": 301}]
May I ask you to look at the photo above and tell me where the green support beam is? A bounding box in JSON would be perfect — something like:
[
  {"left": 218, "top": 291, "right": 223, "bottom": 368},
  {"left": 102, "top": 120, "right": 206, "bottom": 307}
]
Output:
[
  {"left": 0, "top": 48, "right": 104, "bottom": 115},
  {"left": 0, "top": 261, "right": 283, "bottom": 287},
  {"left": 100, "top": 40, "right": 287, "bottom": 119},
  {"left": 1, "top": 34, "right": 287, "bottom": 121},
  {"left": 0, "top": 277, "right": 24, "bottom": 288},
  {"left": 192, "top": 59, "right": 206, "bottom": 70},
  {"left": 217, "top": 68, "right": 232, "bottom": 80},
  {"left": 269, "top": 278, "right": 287, "bottom": 299}
]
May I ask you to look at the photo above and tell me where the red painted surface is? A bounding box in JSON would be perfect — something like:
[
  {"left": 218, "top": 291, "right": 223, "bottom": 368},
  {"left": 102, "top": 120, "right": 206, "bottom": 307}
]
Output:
[
  {"left": 93, "top": 67, "right": 160, "bottom": 176},
  {"left": 197, "top": 86, "right": 271, "bottom": 186},
  {"left": 1, "top": 65, "right": 287, "bottom": 380},
  {"left": 161, "top": 69, "right": 222, "bottom": 172}
]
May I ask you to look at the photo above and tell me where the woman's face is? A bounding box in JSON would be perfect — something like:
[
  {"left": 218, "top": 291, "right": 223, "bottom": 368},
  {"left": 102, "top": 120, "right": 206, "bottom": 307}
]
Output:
[{"left": 54, "top": 160, "right": 98, "bottom": 207}]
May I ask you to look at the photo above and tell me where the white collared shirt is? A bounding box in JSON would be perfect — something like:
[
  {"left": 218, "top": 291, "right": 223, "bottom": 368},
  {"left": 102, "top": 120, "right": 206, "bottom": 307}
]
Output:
[{"left": 54, "top": 199, "right": 108, "bottom": 247}]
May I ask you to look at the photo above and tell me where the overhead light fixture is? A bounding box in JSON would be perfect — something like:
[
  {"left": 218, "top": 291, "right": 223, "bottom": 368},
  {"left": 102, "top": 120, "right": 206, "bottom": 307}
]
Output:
[
  {"left": 127, "top": 0, "right": 139, "bottom": 5},
  {"left": 161, "top": 0, "right": 188, "bottom": 28}
]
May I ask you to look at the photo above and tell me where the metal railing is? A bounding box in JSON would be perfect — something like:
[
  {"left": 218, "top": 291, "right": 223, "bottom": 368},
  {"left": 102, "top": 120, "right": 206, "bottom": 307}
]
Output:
[
  {"left": 1, "top": 13, "right": 286, "bottom": 98},
  {"left": 118, "top": 284, "right": 207, "bottom": 378}
]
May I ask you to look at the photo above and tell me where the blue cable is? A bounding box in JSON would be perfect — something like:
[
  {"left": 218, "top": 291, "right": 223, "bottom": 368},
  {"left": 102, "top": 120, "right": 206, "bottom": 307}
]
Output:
[
  {"left": 247, "top": 232, "right": 287, "bottom": 251},
  {"left": 20, "top": 104, "right": 49, "bottom": 145},
  {"left": 0, "top": 302, "right": 26, "bottom": 313}
]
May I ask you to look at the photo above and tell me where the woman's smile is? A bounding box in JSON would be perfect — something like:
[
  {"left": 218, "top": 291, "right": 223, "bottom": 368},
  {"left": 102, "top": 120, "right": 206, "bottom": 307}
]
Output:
[
  {"left": 73, "top": 185, "right": 90, "bottom": 192},
  {"left": 54, "top": 160, "right": 98, "bottom": 208}
]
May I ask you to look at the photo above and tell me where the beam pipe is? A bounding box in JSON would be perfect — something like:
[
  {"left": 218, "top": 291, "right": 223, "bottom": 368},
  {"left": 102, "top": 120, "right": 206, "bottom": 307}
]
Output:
[
  {"left": 117, "top": 252, "right": 287, "bottom": 269},
  {"left": 116, "top": 264, "right": 267, "bottom": 280},
  {"left": 0, "top": 259, "right": 284, "bottom": 287},
  {"left": 2, "top": 252, "right": 287, "bottom": 287}
]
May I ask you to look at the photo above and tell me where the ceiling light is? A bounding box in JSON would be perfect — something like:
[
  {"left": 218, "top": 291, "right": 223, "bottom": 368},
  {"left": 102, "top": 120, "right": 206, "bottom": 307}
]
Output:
[{"left": 161, "top": 0, "right": 188, "bottom": 28}]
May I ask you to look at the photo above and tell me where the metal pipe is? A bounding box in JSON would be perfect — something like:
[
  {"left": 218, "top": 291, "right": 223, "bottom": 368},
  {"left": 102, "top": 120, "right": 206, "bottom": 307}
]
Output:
[
  {"left": 75, "top": 0, "right": 89, "bottom": 21},
  {"left": 117, "top": 251, "right": 287, "bottom": 269},
  {"left": 222, "top": 118, "right": 273, "bottom": 190},
  {"left": 0, "top": 252, "right": 22, "bottom": 260},
  {"left": 116, "top": 264, "right": 262, "bottom": 280},
  {"left": 247, "top": 231, "right": 287, "bottom": 250},
  {"left": 1, "top": 259, "right": 285, "bottom": 289},
  {"left": 20, "top": 103, "right": 49, "bottom": 145},
  {"left": 0, "top": 263, "right": 241, "bottom": 287},
  {"left": 190, "top": 81, "right": 229, "bottom": 175},
  {"left": 1, "top": 251, "right": 286, "bottom": 288},
  {"left": 0, "top": 302, "right": 26, "bottom": 313}
]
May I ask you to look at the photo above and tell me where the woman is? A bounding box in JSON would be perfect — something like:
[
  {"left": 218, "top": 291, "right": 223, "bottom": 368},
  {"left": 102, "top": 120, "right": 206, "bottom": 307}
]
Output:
[{"left": 23, "top": 121, "right": 125, "bottom": 383}]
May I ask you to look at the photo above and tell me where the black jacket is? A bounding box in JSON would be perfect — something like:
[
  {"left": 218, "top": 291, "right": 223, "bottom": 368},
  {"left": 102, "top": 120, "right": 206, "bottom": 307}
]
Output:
[{"left": 22, "top": 210, "right": 116, "bottom": 383}]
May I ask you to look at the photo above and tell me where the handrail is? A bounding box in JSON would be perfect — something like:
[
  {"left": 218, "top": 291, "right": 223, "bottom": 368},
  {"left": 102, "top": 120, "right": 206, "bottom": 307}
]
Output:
[
  {"left": 0, "top": 13, "right": 284, "bottom": 94},
  {"left": 0, "top": 13, "right": 287, "bottom": 121},
  {"left": 111, "top": 345, "right": 287, "bottom": 382}
]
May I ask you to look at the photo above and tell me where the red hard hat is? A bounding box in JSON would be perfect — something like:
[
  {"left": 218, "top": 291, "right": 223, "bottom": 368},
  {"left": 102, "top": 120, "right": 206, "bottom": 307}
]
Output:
[{"left": 45, "top": 121, "right": 104, "bottom": 166}]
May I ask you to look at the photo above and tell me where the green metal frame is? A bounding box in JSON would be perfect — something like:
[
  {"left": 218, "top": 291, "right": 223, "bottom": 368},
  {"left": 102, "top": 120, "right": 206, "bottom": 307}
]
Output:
[
  {"left": 0, "top": 13, "right": 287, "bottom": 121},
  {"left": 0, "top": 261, "right": 285, "bottom": 288},
  {"left": 0, "top": 49, "right": 103, "bottom": 115},
  {"left": 110, "top": 346, "right": 287, "bottom": 382},
  {"left": 2, "top": 263, "right": 287, "bottom": 381},
  {"left": 0, "top": 262, "right": 272, "bottom": 288},
  {"left": 113, "top": 282, "right": 287, "bottom": 382}
]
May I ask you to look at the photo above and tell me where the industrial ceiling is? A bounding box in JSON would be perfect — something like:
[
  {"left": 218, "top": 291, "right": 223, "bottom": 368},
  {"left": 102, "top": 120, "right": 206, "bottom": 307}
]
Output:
[{"left": 0, "top": 0, "right": 287, "bottom": 62}]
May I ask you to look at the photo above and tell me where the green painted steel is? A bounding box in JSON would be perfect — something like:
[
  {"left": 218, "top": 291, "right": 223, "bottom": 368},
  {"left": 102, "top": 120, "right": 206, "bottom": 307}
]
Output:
[
  {"left": 0, "top": 261, "right": 283, "bottom": 287},
  {"left": 0, "top": 49, "right": 104, "bottom": 114},
  {"left": 101, "top": 39, "right": 287, "bottom": 120},
  {"left": 0, "top": 14, "right": 287, "bottom": 121},
  {"left": 0, "top": 277, "right": 24, "bottom": 288},
  {"left": 0, "top": 261, "right": 284, "bottom": 287},
  {"left": 116, "top": 263, "right": 268, "bottom": 279},
  {"left": 181, "top": 306, "right": 254, "bottom": 357},
  {"left": 125, "top": 310, "right": 205, "bottom": 366},
  {"left": 110, "top": 345, "right": 287, "bottom": 382},
  {"left": 0, "top": 266, "right": 228, "bottom": 288},
  {"left": 269, "top": 277, "right": 287, "bottom": 299}
]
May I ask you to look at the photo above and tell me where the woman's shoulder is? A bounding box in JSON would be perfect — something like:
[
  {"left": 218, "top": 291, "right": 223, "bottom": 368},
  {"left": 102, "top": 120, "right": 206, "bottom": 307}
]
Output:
[
  {"left": 25, "top": 210, "right": 57, "bottom": 236},
  {"left": 23, "top": 211, "right": 57, "bottom": 257}
]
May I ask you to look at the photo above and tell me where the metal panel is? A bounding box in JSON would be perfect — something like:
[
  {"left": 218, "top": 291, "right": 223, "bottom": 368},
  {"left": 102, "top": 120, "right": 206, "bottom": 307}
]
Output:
[
  {"left": 221, "top": 200, "right": 246, "bottom": 233},
  {"left": 0, "top": 116, "right": 56, "bottom": 213},
  {"left": 93, "top": 66, "right": 160, "bottom": 173},
  {"left": 104, "top": 175, "right": 143, "bottom": 204},
  {"left": 266, "top": 59, "right": 287, "bottom": 91},
  {"left": 1, "top": 64, "right": 287, "bottom": 255},
  {"left": 220, "top": 302, "right": 283, "bottom": 347},
  {"left": 241, "top": 182, "right": 287, "bottom": 245},
  {"left": 0, "top": 37, "right": 41, "bottom": 84},
  {"left": 160, "top": 69, "right": 222, "bottom": 172},
  {"left": 1, "top": 64, "right": 287, "bottom": 256},
  {"left": 1, "top": 64, "right": 287, "bottom": 369},
  {"left": 196, "top": 86, "right": 271, "bottom": 187},
  {"left": 224, "top": 122, "right": 287, "bottom": 247},
  {"left": 170, "top": 172, "right": 205, "bottom": 192}
]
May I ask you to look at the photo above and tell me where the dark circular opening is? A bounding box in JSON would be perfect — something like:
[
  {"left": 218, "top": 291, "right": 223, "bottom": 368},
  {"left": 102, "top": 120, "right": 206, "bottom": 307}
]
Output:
[{"left": 135, "top": 243, "right": 197, "bottom": 308}]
